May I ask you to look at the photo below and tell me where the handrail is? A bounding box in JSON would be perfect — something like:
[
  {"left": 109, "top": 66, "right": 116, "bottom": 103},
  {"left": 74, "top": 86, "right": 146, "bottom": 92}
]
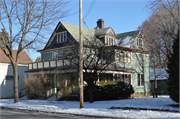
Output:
[{"left": 19, "top": 88, "right": 28, "bottom": 98}]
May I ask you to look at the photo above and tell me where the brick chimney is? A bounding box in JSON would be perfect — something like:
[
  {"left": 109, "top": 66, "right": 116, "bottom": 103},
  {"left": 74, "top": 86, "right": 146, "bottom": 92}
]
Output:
[{"left": 97, "top": 19, "right": 104, "bottom": 29}]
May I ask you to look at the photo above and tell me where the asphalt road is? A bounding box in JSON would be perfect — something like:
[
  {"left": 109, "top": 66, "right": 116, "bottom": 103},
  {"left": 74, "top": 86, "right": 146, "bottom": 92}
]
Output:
[
  {"left": 0, "top": 109, "right": 98, "bottom": 119},
  {"left": 0, "top": 109, "right": 134, "bottom": 119}
]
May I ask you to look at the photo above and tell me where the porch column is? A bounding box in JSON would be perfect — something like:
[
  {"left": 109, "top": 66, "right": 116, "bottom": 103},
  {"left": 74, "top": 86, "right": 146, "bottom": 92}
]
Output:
[{"left": 54, "top": 74, "right": 56, "bottom": 94}]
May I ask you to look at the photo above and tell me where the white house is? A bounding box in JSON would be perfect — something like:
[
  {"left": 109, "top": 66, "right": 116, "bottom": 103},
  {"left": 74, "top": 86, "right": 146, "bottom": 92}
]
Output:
[{"left": 0, "top": 49, "right": 33, "bottom": 99}]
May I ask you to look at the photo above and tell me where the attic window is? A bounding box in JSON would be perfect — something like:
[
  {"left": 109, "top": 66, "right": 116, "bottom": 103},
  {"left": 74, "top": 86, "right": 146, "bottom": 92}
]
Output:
[
  {"left": 105, "top": 37, "right": 114, "bottom": 46},
  {"left": 137, "top": 38, "right": 142, "bottom": 47},
  {"left": 57, "top": 31, "right": 67, "bottom": 43}
]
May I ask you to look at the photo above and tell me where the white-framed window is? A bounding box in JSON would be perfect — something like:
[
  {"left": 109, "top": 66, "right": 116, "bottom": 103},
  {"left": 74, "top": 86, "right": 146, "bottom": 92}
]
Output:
[
  {"left": 137, "top": 73, "right": 144, "bottom": 86},
  {"left": 137, "top": 38, "right": 143, "bottom": 47},
  {"left": 105, "top": 36, "right": 114, "bottom": 46},
  {"left": 116, "top": 51, "right": 131, "bottom": 63},
  {"left": 57, "top": 31, "right": 67, "bottom": 43}
]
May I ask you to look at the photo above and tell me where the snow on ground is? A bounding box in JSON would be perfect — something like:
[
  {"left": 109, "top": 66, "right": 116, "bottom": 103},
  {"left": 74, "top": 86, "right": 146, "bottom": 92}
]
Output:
[{"left": 0, "top": 95, "right": 179, "bottom": 119}]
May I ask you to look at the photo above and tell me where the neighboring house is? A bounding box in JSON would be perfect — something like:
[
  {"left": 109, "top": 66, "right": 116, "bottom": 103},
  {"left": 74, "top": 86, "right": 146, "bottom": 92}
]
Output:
[
  {"left": 0, "top": 49, "right": 33, "bottom": 99},
  {"left": 27, "top": 19, "right": 151, "bottom": 99},
  {"left": 150, "top": 68, "right": 169, "bottom": 95}
]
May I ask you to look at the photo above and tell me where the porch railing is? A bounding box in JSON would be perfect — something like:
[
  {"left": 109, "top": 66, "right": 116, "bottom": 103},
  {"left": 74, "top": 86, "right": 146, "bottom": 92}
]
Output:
[{"left": 28, "top": 58, "right": 78, "bottom": 70}]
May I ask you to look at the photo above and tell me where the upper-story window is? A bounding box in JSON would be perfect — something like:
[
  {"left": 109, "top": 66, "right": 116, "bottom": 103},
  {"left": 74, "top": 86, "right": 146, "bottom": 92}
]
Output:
[
  {"left": 137, "top": 38, "right": 143, "bottom": 47},
  {"left": 105, "top": 37, "right": 114, "bottom": 46},
  {"left": 57, "top": 31, "right": 67, "bottom": 43},
  {"left": 53, "top": 50, "right": 63, "bottom": 59},
  {"left": 116, "top": 51, "right": 131, "bottom": 63}
]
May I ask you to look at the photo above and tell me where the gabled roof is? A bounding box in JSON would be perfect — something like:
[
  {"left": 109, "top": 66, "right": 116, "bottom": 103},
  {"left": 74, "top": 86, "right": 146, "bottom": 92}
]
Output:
[
  {"left": 116, "top": 30, "right": 140, "bottom": 47},
  {"left": 61, "top": 22, "right": 96, "bottom": 43},
  {"left": 95, "top": 27, "right": 110, "bottom": 36},
  {"left": 44, "top": 22, "right": 105, "bottom": 49},
  {"left": 0, "top": 49, "right": 33, "bottom": 64}
]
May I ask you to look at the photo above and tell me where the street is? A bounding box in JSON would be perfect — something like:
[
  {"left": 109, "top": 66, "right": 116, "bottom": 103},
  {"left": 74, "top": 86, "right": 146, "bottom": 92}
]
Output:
[
  {"left": 0, "top": 109, "right": 99, "bottom": 119},
  {"left": 0, "top": 109, "right": 133, "bottom": 119}
]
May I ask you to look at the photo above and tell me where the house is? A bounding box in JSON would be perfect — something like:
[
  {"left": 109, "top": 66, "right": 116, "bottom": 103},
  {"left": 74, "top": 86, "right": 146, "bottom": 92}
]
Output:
[
  {"left": 26, "top": 19, "right": 151, "bottom": 99},
  {"left": 0, "top": 49, "right": 33, "bottom": 99},
  {"left": 150, "top": 68, "right": 169, "bottom": 95}
]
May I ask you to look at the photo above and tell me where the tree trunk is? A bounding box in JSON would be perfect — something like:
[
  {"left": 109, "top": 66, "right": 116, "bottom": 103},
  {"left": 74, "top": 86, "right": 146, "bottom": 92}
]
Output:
[
  {"left": 88, "top": 83, "right": 93, "bottom": 103},
  {"left": 12, "top": 63, "right": 19, "bottom": 103},
  {"left": 153, "top": 53, "right": 158, "bottom": 98}
]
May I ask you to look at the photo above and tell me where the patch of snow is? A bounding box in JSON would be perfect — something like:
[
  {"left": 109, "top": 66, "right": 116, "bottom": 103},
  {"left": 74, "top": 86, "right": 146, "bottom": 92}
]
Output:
[
  {"left": 0, "top": 95, "right": 179, "bottom": 119},
  {"left": 116, "top": 36, "right": 134, "bottom": 48}
]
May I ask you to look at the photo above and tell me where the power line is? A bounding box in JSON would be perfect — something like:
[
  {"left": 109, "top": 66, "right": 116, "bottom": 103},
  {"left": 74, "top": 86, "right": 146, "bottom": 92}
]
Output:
[{"left": 83, "top": 0, "right": 96, "bottom": 21}]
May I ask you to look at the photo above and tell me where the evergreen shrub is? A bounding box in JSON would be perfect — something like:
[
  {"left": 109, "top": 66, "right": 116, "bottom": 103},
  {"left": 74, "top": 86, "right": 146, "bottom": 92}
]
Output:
[{"left": 84, "top": 81, "right": 134, "bottom": 101}]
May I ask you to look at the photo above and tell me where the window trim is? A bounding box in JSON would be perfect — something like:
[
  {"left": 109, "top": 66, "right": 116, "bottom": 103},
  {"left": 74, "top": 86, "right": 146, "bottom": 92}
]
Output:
[
  {"left": 116, "top": 50, "right": 131, "bottom": 64},
  {"left": 105, "top": 36, "right": 114, "bottom": 46},
  {"left": 137, "top": 38, "right": 143, "bottom": 47},
  {"left": 137, "top": 73, "right": 144, "bottom": 87},
  {"left": 57, "top": 31, "right": 67, "bottom": 43}
]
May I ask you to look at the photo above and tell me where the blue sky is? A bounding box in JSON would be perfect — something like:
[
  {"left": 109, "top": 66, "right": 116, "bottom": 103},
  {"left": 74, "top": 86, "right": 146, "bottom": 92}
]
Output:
[{"left": 29, "top": 0, "right": 150, "bottom": 61}]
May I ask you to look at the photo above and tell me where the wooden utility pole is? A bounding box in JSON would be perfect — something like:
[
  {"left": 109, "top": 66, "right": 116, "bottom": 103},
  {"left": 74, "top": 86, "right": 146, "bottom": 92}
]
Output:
[{"left": 79, "top": 0, "right": 84, "bottom": 108}]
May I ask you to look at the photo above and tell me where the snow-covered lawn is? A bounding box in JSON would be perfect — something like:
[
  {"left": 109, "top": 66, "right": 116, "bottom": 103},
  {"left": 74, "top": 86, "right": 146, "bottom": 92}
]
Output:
[{"left": 0, "top": 95, "right": 179, "bottom": 119}]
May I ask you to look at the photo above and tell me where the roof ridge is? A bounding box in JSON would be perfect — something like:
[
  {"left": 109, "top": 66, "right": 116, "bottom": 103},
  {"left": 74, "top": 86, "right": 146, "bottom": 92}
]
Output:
[{"left": 116, "top": 30, "right": 140, "bottom": 35}]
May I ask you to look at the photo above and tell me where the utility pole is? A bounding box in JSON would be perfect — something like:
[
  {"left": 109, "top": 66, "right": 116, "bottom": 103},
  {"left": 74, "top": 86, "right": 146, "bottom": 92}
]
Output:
[{"left": 79, "top": 0, "right": 84, "bottom": 108}]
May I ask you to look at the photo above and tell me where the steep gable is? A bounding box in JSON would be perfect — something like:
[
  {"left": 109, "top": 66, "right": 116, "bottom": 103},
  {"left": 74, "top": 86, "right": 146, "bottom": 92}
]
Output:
[
  {"left": 43, "top": 22, "right": 104, "bottom": 51},
  {"left": 116, "top": 30, "right": 151, "bottom": 52}
]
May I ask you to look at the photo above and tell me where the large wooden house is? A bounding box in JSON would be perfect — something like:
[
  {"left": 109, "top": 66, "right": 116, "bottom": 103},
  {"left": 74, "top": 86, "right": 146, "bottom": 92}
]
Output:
[{"left": 27, "top": 19, "right": 151, "bottom": 99}]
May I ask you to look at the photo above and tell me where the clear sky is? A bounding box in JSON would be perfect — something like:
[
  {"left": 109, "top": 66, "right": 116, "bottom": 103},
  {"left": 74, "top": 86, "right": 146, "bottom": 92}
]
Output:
[{"left": 29, "top": 0, "right": 150, "bottom": 61}]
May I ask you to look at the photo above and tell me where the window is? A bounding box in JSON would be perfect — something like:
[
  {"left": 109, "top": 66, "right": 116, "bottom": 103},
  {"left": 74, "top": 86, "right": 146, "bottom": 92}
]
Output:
[
  {"left": 57, "top": 31, "right": 67, "bottom": 43},
  {"left": 53, "top": 50, "right": 63, "bottom": 60},
  {"left": 115, "top": 74, "right": 131, "bottom": 84},
  {"left": 137, "top": 73, "right": 144, "bottom": 86},
  {"left": 53, "top": 52, "right": 57, "bottom": 59},
  {"left": 138, "top": 53, "right": 142, "bottom": 66},
  {"left": 116, "top": 51, "right": 131, "bottom": 63},
  {"left": 137, "top": 38, "right": 143, "bottom": 47},
  {"left": 119, "top": 51, "right": 124, "bottom": 63},
  {"left": 105, "top": 37, "right": 114, "bottom": 46}
]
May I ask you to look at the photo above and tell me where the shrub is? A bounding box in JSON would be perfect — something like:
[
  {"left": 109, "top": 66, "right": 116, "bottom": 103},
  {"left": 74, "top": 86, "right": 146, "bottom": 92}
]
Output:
[
  {"left": 23, "top": 71, "right": 48, "bottom": 99},
  {"left": 84, "top": 81, "right": 134, "bottom": 101}
]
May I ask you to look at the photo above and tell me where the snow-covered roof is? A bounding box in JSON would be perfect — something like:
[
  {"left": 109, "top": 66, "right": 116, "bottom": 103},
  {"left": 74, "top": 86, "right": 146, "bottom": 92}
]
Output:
[
  {"left": 150, "top": 68, "right": 168, "bottom": 80},
  {"left": 116, "top": 30, "right": 140, "bottom": 48}
]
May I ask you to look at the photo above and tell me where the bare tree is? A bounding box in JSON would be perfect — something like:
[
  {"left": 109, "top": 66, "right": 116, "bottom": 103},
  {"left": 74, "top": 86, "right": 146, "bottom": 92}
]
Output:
[
  {"left": 64, "top": 36, "right": 116, "bottom": 103},
  {"left": 0, "top": 0, "right": 71, "bottom": 103},
  {"left": 140, "top": 0, "right": 179, "bottom": 97}
]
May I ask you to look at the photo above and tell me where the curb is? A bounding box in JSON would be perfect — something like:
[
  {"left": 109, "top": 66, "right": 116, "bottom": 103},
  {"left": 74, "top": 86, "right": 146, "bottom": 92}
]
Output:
[
  {"left": 109, "top": 107, "right": 180, "bottom": 113},
  {"left": 0, "top": 106, "right": 133, "bottom": 119}
]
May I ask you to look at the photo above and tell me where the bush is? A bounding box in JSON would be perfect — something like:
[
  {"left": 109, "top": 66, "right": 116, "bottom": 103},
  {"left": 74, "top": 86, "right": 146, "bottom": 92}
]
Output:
[
  {"left": 84, "top": 81, "right": 134, "bottom": 101},
  {"left": 23, "top": 71, "right": 48, "bottom": 99}
]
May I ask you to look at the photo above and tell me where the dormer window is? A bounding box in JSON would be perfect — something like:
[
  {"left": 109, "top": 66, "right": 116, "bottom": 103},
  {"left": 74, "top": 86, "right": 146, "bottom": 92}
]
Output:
[
  {"left": 105, "top": 36, "right": 114, "bottom": 46},
  {"left": 57, "top": 31, "right": 67, "bottom": 43},
  {"left": 137, "top": 38, "right": 143, "bottom": 47}
]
